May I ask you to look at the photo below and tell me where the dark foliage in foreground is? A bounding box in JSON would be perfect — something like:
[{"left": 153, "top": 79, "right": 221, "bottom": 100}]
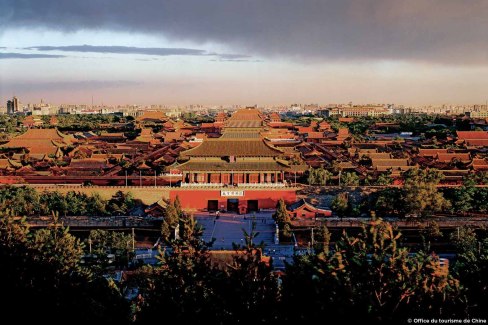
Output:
[{"left": 1, "top": 211, "right": 486, "bottom": 324}]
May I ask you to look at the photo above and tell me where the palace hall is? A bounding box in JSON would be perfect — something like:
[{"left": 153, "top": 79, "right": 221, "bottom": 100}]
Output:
[
  {"left": 175, "top": 108, "right": 305, "bottom": 185},
  {"left": 169, "top": 108, "right": 305, "bottom": 213}
]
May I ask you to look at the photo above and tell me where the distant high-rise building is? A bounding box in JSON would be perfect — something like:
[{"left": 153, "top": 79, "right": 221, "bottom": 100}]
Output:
[
  {"left": 6, "top": 96, "right": 19, "bottom": 114},
  {"left": 7, "top": 100, "right": 14, "bottom": 114},
  {"left": 13, "top": 96, "right": 18, "bottom": 111}
]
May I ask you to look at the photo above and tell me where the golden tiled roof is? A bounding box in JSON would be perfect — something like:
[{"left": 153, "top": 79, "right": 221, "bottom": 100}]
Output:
[
  {"left": 227, "top": 108, "right": 262, "bottom": 121},
  {"left": 224, "top": 108, "right": 264, "bottom": 128},
  {"left": 3, "top": 128, "right": 69, "bottom": 155},
  {"left": 418, "top": 148, "right": 449, "bottom": 156},
  {"left": 220, "top": 132, "right": 261, "bottom": 139},
  {"left": 177, "top": 160, "right": 290, "bottom": 171},
  {"left": 371, "top": 158, "right": 409, "bottom": 167},
  {"left": 456, "top": 131, "right": 488, "bottom": 139},
  {"left": 225, "top": 120, "right": 263, "bottom": 128},
  {"left": 69, "top": 158, "right": 109, "bottom": 169},
  {"left": 436, "top": 153, "right": 471, "bottom": 163},
  {"left": 181, "top": 138, "right": 283, "bottom": 157},
  {"left": 99, "top": 132, "right": 126, "bottom": 138},
  {"left": 472, "top": 158, "right": 488, "bottom": 170},
  {"left": 135, "top": 128, "right": 155, "bottom": 143}
]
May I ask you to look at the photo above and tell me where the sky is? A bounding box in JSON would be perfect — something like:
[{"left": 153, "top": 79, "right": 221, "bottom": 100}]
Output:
[{"left": 1, "top": 0, "right": 488, "bottom": 106}]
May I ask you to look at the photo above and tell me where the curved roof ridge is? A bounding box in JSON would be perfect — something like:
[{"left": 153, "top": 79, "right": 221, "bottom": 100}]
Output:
[{"left": 181, "top": 137, "right": 282, "bottom": 157}]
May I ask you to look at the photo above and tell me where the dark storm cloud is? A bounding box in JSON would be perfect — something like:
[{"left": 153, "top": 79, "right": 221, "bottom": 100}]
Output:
[
  {"left": 2, "top": 0, "right": 488, "bottom": 64},
  {"left": 0, "top": 52, "right": 65, "bottom": 59}
]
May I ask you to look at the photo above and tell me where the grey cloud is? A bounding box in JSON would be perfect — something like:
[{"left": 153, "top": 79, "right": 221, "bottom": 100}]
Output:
[
  {"left": 25, "top": 45, "right": 253, "bottom": 61},
  {"left": 0, "top": 52, "right": 65, "bottom": 59},
  {"left": 211, "top": 59, "right": 263, "bottom": 63},
  {"left": 209, "top": 53, "right": 256, "bottom": 62},
  {"left": 217, "top": 54, "right": 252, "bottom": 60},
  {"left": 214, "top": 54, "right": 263, "bottom": 62},
  {"left": 26, "top": 45, "right": 207, "bottom": 56},
  {"left": 135, "top": 58, "right": 160, "bottom": 62},
  {"left": 2, "top": 1, "right": 488, "bottom": 64}
]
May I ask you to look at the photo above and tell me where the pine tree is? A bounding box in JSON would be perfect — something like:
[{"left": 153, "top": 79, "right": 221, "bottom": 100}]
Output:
[
  {"left": 273, "top": 198, "right": 291, "bottom": 239},
  {"left": 174, "top": 195, "right": 183, "bottom": 217},
  {"left": 314, "top": 225, "right": 331, "bottom": 254},
  {"left": 161, "top": 200, "right": 179, "bottom": 243},
  {"left": 282, "top": 219, "right": 463, "bottom": 323},
  {"left": 331, "top": 192, "right": 349, "bottom": 217}
]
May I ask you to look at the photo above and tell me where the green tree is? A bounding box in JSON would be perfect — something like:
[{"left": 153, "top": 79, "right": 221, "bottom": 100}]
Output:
[
  {"left": 308, "top": 167, "right": 333, "bottom": 186},
  {"left": 341, "top": 171, "right": 360, "bottom": 186},
  {"left": 317, "top": 168, "right": 333, "bottom": 186},
  {"left": 86, "top": 192, "right": 108, "bottom": 216},
  {"left": 0, "top": 186, "right": 41, "bottom": 216},
  {"left": 31, "top": 214, "right": 86, "bottom": 277},
  {"left": 273, "top": 198, "right": 291, "bottom": 239},
  {"left": 87, "top": 229, "right": 133, "bottom": 268},
  {"left": 282, "top": 219, "right": 463, "bottom": 323},
  {"left": 40, "top": 191, "right": 68, "bottom": 216},
  {"left": 0, "top": 211, "right": 129, "bottom": 323},
  {"left": 472, "top": 187, "right": 488, "bottom": 213},
  {"left": 314, "top": 225, "right": 331, "bottom": 254},
  {"left": 331, "top": 192, "right": 349, "bottom": 218},
  {"left": 375, "top": 172, "right": 394, "bottom": 186},
  {"left": 477, "top": 171, "right": 488, "bottom": 185},
  {"left": 65, "top": 191, "right": 89, "bottom": 215},
  {"left": 420, "top": 221, "right": 443, "bottom": 251},
  {"left": 373, "top": 188, "right": 402, "bottom": 217},
  {"left": 107, "top": 191, "right": 136, "bottom": 215},
  {"left": 135, "top": 220, "right": 217, "bottom": 324},
  {"left": 401, "top": 169, "right": 450, "bottom": 217},
  {"left": 450, "top": 174, "right": 477, "bottom": 214},
  {"left": 221, "top": 223, "right": 280, "bottom": 323},
  {"left": 161, "top": 200, "right": 179, "bottom": 242},
  {"left": 178, "top": 214, "right": 202, "bottom": 244},
  {"left": 307, "top": 167, "right": 317, "bottom": 185},
  {"left": 174, "top": 195, "right": 183, "bottom": 217},
  {"left": 450, "top": 227, "right": 488, "bottom": 317}
]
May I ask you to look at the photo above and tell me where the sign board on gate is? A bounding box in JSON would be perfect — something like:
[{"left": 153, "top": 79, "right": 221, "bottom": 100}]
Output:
[{"left": 220, "top": 190, "right": 244, "bottom": 197}]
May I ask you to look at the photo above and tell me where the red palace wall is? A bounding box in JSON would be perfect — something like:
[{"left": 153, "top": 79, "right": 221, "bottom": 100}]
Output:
[{"left": 170, "top": 188, "right": 296, "bottom": 212}]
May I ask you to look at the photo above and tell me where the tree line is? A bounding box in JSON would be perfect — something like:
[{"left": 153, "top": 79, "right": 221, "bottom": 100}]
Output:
[
  {"left": 317, "top": 169, "right": 488, "bottom": 218},
  {"left": 373, "top": 169, "right": 488, "bottom": 217},
  {"left": 0, "top": 212, "right": 130, "bottom": 323},
  {"left": 2, "top": 207, "right": 487, "bottom": 323},
  {"left": 0, "top": 186, "right": 138, "bottom": 216}
]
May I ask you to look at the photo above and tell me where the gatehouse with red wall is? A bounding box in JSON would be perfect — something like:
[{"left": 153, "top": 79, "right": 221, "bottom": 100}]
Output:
[{"left": 170, "top": 188, "right": 296, "bottom": 214}]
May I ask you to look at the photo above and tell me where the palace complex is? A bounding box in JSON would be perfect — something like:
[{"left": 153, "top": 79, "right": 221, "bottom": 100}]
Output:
[{"left": 0, "top": 107, "right": 487, "bottom": 214}]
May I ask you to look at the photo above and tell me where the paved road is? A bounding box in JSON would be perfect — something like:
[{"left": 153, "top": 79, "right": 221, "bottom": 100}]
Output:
[
  {"left": 196, "top": 212, "right": 276, "bottom": 249},
  {"left": 196, "top": 212, "right": 296, "bottom": 269}
]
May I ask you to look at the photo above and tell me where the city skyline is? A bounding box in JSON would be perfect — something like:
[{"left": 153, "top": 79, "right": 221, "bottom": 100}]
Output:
[{"left": 1, "top": 0, "right": 488, "bottom": 105}]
